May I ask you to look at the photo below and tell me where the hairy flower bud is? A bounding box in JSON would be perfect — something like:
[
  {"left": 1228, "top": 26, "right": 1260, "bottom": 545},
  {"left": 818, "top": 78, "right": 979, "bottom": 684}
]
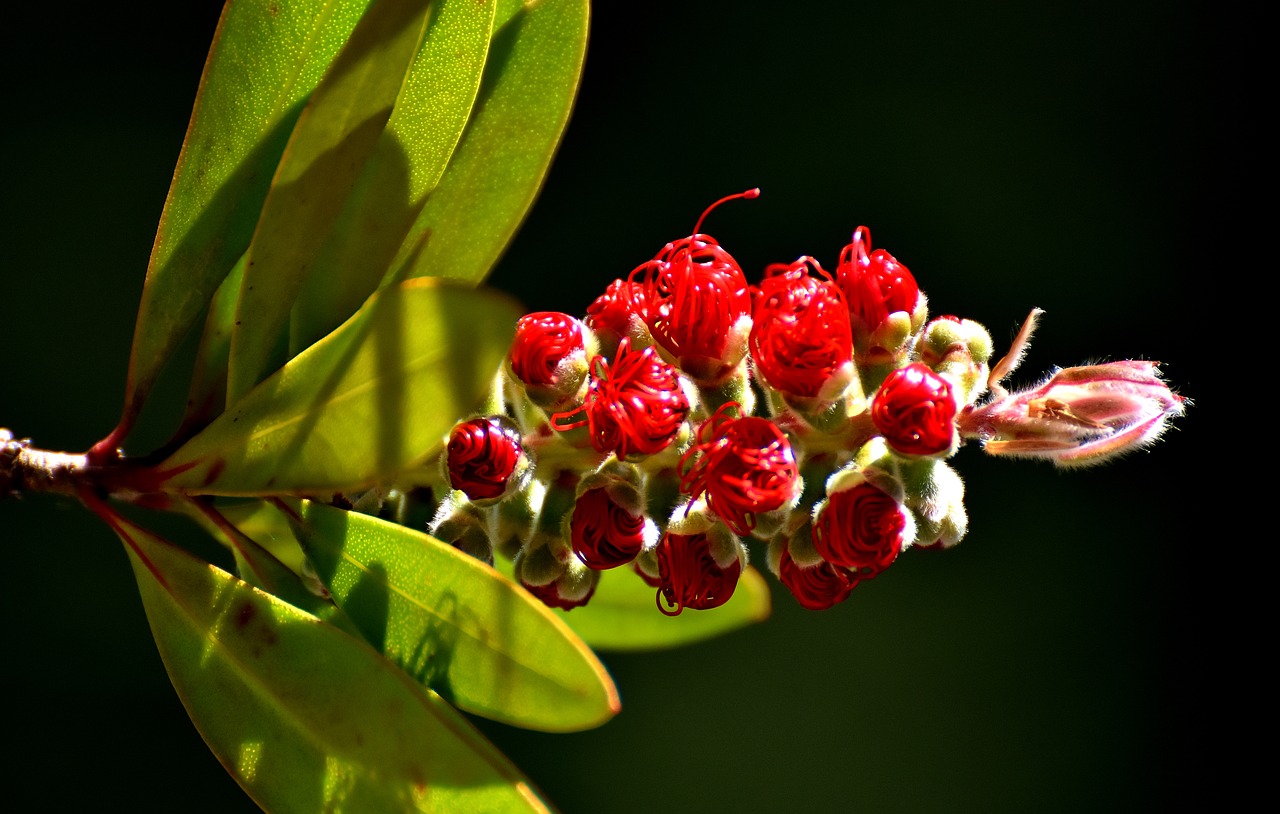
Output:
[
  {"left": 442, "top": 416, "right": 531, "bottom": 504},
  {"left": 678, "top": 402, "right": 799, "bottom": 537},
  {"left": 749, "top": 257, "right": 856, "bottom": 405},
  {"left": 914, "top": 315, "right": 993, "bottom": 407},
  {"left": 835, "top": 226, "right": 927, "bottom": 362},
  {"left": 775, "top": 544, "right": 858, "bottom": 610},
  {"left": 957, "top": 360, "right": 1185, "bottom": 468},
  {"left": 812, "top": 477, "right": 911, "bottom": 578},
  {"left": 871, "top": 363, "right": 959, "bottom": 457},
  {"left": 569, "top": 484, "right": 655, "bottom": 570},
  {"left": 585, "top": 278, "right": 648, "bottom": 358},
  {"left": 552, "top": 338, "right": 691, "bottom": 461},
  {"left": 508, "top": 311, "right": 593, "bottom": 411},
  {"left": 517, "top": 547, "right": 599, "bottom": 611},
  {"left": 655, "top": 527, "right": 743, "bottom": 615},
  {"left": 629, "top": 190, "right": 758, "bottom": 385}
]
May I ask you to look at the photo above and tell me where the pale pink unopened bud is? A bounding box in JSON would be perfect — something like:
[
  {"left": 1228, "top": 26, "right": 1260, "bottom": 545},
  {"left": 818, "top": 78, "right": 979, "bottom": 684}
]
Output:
[{"left": 957, "top": 360, "right": 1185, "bottom": 468}]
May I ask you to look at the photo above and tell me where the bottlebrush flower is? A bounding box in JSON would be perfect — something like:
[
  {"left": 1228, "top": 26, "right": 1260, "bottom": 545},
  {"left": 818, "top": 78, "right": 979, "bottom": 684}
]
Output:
[
  {"left": 508, "top": 311, "right": 591, "bottom": 409},
  {"left": 871, "top": 363, "right": 959, "bottom": 457},
  {"left": 569, "top": 486, "right": 651, "bottom": 570},
  {"left": 835, "top": 226, "right": 926, "bottom": 360},
  {"left": 956, "top": 360, "right": 1185, "bottom": 468},
  {"left": 749, "top": 257, "right": 855, "bottom": 403},
  {"left": 678, "top": 402, "right": 799, "bottom": 537},
  {"left": 629, "top": 190, "right": 758, "bottom": 384},
  {"left": 552, "top": 338, "right": 691, "bottom": 461},
  {"left": 655, "top": 529, "right": 743, "bottom": 615},
  {"left": 443, "top": 416, "right": 530, "bottom": 503},
  {"left": 776, "top": 545, "right": 859, "bottom": 610},
  {"left": 812, "top": 480, "right": 909, "bottom": 577}
]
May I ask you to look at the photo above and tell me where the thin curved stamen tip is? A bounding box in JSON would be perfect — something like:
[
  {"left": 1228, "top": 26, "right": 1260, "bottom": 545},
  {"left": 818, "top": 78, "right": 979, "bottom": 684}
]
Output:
[
  {"left": 693, "top": 187, "right": 761, "bottom": 235},
  {"left": 656, "top": 590, "right": 684, "bottom": 616}
]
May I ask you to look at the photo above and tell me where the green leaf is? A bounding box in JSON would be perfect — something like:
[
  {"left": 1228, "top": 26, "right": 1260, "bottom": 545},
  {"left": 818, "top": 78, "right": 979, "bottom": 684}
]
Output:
[
  {"left": 228, "top": 0, "right": 436, "bottom": 404},
  {"left": 388, "top": 0, "right": 589, "bottom": 285},
  {"left": 153, "top": 279, "right": 521, "bottom": 495},
  {"left": 289, "top": 0, "right": 499, "bottom": 353},
  {"left": 179, "top": 251, "right": 247, "bottom": 436},
  {"left": 289, "top": 499, "right": 621, "bottom": 733},
  {"left": 496, "top": 556, "right": 773, "bottom": 652},
  {"left": 116, "top": 0, "right": 377, "bottom": 444},
  {"left": 101, "top": 505, "right": 553, "bottom": 813}
]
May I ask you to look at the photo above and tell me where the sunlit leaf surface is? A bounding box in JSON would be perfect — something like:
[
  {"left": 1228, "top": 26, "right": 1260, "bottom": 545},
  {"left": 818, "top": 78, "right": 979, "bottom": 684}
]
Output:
[
  {"left": 155, "top": 279, "right": 521, "bottom": 495},
  {"left": 103, "top": 505, "right": 552, "bottom": 813},
  {"left": 119, "top": 0, "right": 376, "bottom": 441},
  {"left": 290, "top": 499, "right": 621, "bottom": 733},
  {"left": 390, "top": 0, "right": 589, "bottom": 285},
  {"left": 495, "top": 556, "right": 773, "bottom": 651},
  {"left": 228, "top": 0, "right": 435, "bottom": 403},
  {"left": 290, "top": 0, "right": 498, "bottom": 353}
]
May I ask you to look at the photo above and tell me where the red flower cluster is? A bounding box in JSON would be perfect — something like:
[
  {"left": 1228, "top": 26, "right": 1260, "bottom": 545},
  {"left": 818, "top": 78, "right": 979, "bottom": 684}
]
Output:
[{"left": 429, "top": 189, "right": 1183, "bottom": 616}]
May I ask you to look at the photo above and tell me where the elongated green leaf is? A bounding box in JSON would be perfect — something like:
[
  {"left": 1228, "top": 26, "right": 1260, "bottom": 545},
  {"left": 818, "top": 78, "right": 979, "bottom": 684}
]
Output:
[
  {"left": 228, "top": 0, "right": 435, "bottom": 404},
  {"left": 496, "top": 557, "right": 773, "bottom": 652},
  {"left": 388, "top": 0, "right": 589, "bottom": 285},
  {"left": 289, "top": 499, "right": 620, "bottom": 732},
  {"left": 115, "top": 0, "right": 376, "bottom": 446},
  {"left": 290, "top": 0, "right": 498, "bottom": 353},
  {"left": 102, "top": 506, "right": 552, "bottom": 813},
  {"left": 179, "top": 251, "right": 246, "bottom": 437},
  {"left": 154, "top": 279, "right": 521, "bottom": 495}
]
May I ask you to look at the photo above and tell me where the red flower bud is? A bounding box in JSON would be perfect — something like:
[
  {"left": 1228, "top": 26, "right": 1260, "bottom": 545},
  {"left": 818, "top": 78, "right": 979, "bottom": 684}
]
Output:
[
  {"left": 585, "top": 279, "right": 645, "bottom": 355},
  {"left": 777, "top": 546, "right": 859, "bottom": 610},
  {"left": 957, "top": 360, "right": 1186, "bottom": 468},
  {"left": 509, "top": 311, "right": 587, "bottom": 389},
  {"left": 835, "top": 226, "right": 920, "bottom": 336},
  {"left": 871, "top": 363, "right": 958, "bottom": 456},
  {"left": 520, "top": 572, "right": 597, "bottom": 611},
  {"left": 552, "top": 338, "right": 690, "bottom": 460},
  {"left": 812, "top": 481, "right": 906, "bottom": 577},
  {"left": 444, "top": 417, "right": 526, "bottom": 501},
  {"left": 655, "top": 530, "right": 742, "bottom": 615},
  {"left": 749, "top": 258, "right": 854, "bottom": 400},
  {"left": 629, "top": 190, "right": 758, "bottom": 383},
  {"left": 679, "top": 402, "right": 798, "bottom": 536},
  {"left": 570, "top": 486, "right": 649, "bottom": 569}
]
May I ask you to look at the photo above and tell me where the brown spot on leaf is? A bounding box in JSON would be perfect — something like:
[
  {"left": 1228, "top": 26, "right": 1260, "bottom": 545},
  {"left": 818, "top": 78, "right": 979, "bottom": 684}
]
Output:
[{"left": 201, "top": 458, "right": 226, "bottom": 487}]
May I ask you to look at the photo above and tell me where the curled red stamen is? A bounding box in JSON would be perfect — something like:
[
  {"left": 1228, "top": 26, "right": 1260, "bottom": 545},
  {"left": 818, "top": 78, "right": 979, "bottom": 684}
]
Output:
[
  {"left": 551, "top": 338, "right": 689, "bottom": 460},
  {"left": 678, "top": 402, "right": 798, "bottom": 536},
  {"left": 654, "top": 531, "right": 741, "bottom": 616}
]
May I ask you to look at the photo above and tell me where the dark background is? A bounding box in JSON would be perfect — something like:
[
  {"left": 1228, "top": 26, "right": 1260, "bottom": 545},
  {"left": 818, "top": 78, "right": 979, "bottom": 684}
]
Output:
[{"left": 1, "top": 1, "right": 1248, "bottom": 812}]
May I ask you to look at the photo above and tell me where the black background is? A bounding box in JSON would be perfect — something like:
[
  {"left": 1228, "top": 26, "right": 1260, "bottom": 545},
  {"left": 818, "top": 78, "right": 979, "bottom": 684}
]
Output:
[{"left": 1, "top": 1, "right": 1249, "bottom": 812}]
